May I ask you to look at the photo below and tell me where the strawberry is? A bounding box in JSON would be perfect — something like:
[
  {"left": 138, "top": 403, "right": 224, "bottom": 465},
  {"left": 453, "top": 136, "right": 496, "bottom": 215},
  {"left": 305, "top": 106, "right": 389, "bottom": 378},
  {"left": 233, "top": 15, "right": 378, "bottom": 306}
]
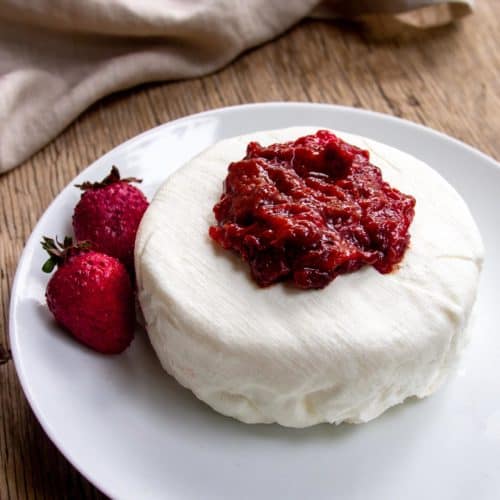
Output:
[
  {"left": 72, "top": 166, "right": 149, "bottom": 271},
  {"left": 42, "top": 236, "right": 135, "bottom": 354}
]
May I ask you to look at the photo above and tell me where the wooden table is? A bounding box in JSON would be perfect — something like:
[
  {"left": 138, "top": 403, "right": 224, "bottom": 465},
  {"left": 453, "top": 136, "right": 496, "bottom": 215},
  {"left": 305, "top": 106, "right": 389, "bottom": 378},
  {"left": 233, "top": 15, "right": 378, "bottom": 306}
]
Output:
[{"left": 1, "top": 2, "right": 499, "bottom": 498}]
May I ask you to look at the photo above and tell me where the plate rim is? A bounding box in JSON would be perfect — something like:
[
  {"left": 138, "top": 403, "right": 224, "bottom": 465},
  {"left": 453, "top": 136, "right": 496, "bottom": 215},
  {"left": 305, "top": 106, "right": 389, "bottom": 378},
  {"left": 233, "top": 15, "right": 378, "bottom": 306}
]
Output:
[{"left": 8, "top": 101, "right": 500, "bottom": 498}]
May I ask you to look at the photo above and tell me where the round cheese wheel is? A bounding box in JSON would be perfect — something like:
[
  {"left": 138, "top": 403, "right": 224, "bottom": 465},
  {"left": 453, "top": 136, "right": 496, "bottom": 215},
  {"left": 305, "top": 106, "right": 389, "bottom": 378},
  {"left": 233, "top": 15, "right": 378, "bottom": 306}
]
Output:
[{"left": 135, "top": 127, "right": 483, "bottom": 428}]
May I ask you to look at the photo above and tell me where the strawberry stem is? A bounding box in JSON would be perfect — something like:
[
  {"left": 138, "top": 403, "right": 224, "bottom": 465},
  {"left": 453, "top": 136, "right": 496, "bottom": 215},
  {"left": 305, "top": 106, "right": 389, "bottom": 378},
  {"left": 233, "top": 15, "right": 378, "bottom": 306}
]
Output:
[
  {"left": 75, "top": 166, "right": 142, "bottom": 191},
  {"left": 41, "top": 236, "right": 91, "bottom": 273}
]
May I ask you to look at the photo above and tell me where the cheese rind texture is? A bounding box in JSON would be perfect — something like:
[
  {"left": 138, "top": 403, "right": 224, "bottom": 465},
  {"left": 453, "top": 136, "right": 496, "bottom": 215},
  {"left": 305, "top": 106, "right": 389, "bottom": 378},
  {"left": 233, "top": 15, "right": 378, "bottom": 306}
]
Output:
[{"left": 135, "top": 127, "right": 483, "bottom": 428}]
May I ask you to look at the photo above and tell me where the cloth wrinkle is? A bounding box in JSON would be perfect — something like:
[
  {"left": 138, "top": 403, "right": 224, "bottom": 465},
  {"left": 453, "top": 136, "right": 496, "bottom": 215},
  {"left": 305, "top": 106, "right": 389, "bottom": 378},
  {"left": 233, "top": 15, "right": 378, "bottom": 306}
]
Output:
[{"left": 0, "top": 0, "right": 473, "bottom": 173}]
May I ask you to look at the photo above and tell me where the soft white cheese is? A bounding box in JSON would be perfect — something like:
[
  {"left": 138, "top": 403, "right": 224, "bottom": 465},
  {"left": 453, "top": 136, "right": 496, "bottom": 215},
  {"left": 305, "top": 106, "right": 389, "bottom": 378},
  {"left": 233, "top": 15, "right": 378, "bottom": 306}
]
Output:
[{"left": 135, "top": 127, "right": 484, "bottom": 428}]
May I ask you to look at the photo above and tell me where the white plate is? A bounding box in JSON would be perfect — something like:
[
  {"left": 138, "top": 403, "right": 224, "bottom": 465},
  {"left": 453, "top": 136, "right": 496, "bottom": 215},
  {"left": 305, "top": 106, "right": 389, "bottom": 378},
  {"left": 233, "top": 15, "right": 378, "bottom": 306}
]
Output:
[{"left": 10, "top": 103, "right": 500, "bottom": 500}]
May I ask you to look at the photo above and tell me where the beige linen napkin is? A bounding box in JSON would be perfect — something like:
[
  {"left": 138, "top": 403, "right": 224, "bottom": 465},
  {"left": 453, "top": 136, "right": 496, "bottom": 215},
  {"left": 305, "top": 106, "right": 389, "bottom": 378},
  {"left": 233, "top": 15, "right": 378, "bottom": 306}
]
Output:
[{"left": 0, "top": 0, "right": 473, "bottom": 173}]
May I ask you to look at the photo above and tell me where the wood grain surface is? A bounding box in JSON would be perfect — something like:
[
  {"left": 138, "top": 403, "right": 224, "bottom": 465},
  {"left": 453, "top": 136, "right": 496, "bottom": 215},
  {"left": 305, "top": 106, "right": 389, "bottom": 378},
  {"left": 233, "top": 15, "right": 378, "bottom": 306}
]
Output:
[{"left": 1, "top": 1, "right": 499, "bottom": 498}]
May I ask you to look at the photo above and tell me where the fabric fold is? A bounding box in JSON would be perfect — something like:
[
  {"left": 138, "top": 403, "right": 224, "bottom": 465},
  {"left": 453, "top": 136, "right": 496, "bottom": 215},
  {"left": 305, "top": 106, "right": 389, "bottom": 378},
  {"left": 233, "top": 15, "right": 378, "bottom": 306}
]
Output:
[{"left": 0, "top": 0, "right": 473, "bottom": 173}]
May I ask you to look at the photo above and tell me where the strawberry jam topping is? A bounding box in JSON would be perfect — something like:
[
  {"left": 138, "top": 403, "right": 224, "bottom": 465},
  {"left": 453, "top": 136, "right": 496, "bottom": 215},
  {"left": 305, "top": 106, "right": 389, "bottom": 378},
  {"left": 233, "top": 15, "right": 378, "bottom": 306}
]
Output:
[{"left": 209, "top": 130, "right": 416, "bottom": 289}]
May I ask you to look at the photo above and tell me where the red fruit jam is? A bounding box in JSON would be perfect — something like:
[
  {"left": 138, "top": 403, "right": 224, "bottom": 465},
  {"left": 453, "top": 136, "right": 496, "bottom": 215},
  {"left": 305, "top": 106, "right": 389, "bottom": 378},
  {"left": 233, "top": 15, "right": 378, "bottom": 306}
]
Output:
[{"left": 209, "top": 130, "right": 416, "bottom": 289}]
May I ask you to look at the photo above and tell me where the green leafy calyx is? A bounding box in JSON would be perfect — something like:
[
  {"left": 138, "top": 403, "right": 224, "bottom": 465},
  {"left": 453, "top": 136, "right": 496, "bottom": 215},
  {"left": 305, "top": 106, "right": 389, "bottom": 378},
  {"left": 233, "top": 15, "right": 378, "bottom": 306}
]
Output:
[
  {"left": 75, "top": 166, "right": 142, "bottom": 191},
  {"left": 41, "top": 236, "right": 91, "bottom": 273}
]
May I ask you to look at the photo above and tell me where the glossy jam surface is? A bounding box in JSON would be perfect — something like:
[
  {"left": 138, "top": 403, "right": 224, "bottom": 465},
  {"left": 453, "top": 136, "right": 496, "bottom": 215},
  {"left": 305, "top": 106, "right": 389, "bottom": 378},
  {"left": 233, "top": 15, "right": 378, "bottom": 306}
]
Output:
[{"left": 209, "top": 131, "right": 416, "bottom": 289}]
